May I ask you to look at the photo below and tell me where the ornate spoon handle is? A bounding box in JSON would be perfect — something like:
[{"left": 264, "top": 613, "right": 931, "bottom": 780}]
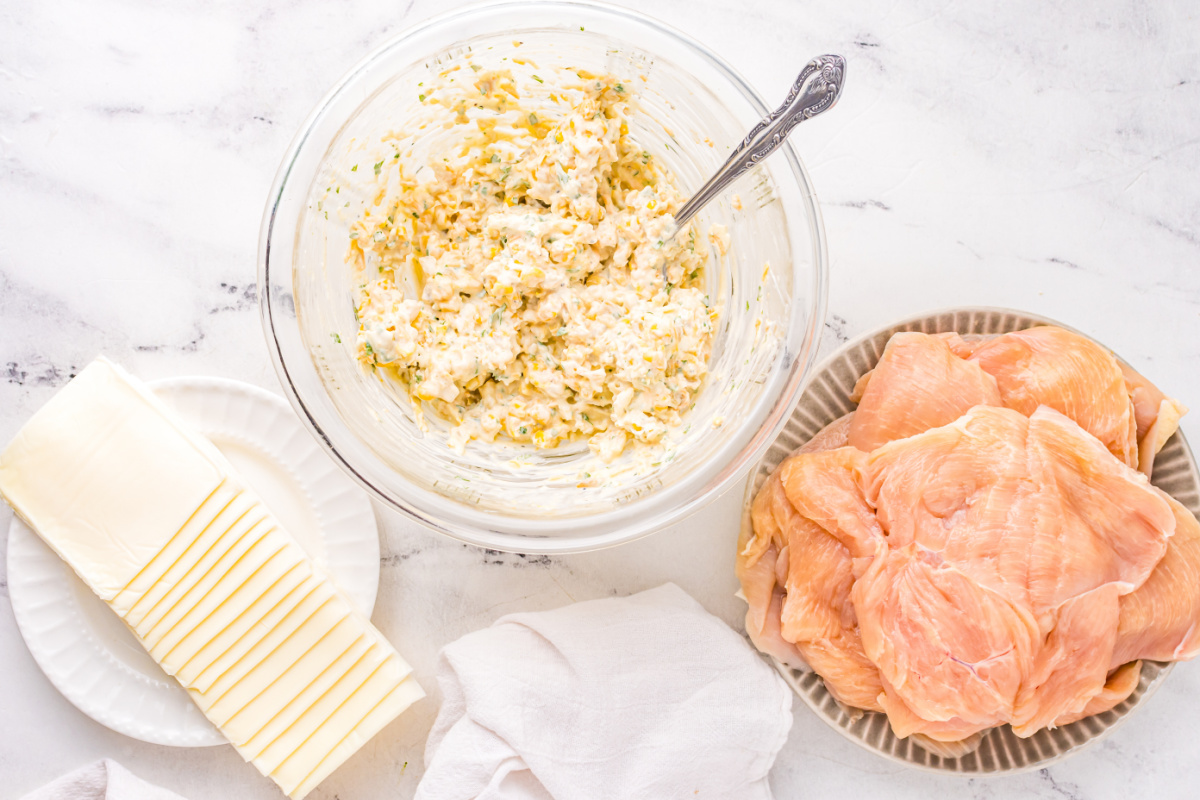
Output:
[{"left": 671, "top": 54, "right": 846, "bottom": 233}]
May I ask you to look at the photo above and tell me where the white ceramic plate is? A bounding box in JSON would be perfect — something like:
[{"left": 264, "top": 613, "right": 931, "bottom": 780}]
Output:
[
  {"left": 742, "top": 307, "right": 1199, "bottom": 773},
  {"left": 6, "top": 376, "right": 381, "bottom": 747}
]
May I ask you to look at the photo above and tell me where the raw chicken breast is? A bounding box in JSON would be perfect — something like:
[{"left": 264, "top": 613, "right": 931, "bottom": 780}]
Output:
[
  {"left": 1139, "top": 400, "right": 1187, "bottom": 479},
  {"left": 860, "top": 406, "right": 1036, "bottom": 612},
  {"left": 1012, "top": 584, "right": 1122, "bottom": 737},
  {"left": 1023, "top": 406, "right": 1172, "bottom": 624},
  {"left": 851, "top": 328, "right": 1186, "bottom": 477},
  {"left": 1122, "top": 360, "right": 1189, "bottom": 477},
  {"left": 737, "top": 325, "right": 1200, "bottom": 748},
  {"left": 777, "top": 447, "right": 886, "bottom": 711},
  {"left": 856, "top": 407, "right": 1040, "bottom": 740},
  {"left": 965, "top": 327, "right": 1139, "bottom": 467},
  {"left": 1051, "top": 661, "right": 1141, "bottom": 727},
  {"left": 848, "top": 332, "right": 1001, "bottom": 452},
  {"left": 736, "top": 415, "right": 855, "bottom": 673},
  {"left": 736, "top": 415, "right": 887, "bottom": 710},
  {"left": 1010, "top": 408, "right": 1173, "bottom": 734},
  {"left": 780, "top": 447, "right": 882, "bottom": 561},
  {"left": 854, "top": 543, "right": 1039, "bottom": 740},
  {"left": 737, "top": 471, "right": 804, "bottom": 669},
  {"left": 1112, "top": 494, "right": 1200, "bottom": 665},
  {"left": 1123, "top": 361, "right": 1177, "bottom": 441},
  {"left": 781, "top": 514, "right": 884, "bottom": 711},
  {"left": 860, "top": 407, "right": 1170, "bottom": 740}
]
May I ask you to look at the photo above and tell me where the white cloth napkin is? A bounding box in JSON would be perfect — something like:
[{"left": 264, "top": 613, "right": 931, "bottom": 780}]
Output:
[
  {"left": 416, "top": 583, "right": 793, "bottom": 800},
  {"left": 20, "top": 760, "right": 188, "bottom": 800}
]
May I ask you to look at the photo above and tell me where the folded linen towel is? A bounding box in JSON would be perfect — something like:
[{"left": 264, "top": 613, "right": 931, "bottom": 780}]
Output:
[
  {"left": 416, "top": 583, "right": 793, "bottom": 800},
  {"left": 20, "top": 759, "right": 188, "bottom": 800}
]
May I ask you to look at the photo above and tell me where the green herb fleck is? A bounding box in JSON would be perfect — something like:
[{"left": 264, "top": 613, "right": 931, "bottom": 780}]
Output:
[
  {"left": 532, "top": 74, "right": 544, "bottom": 83},
  {"left": 349, "top": 231, "right": 359, "bottom": 240},
  {"left": 350, "top": 164, "right": 358, "bottom": 172},
  {"left": 528, "top": 112, "right": 538, "bottom": 125},
  {"left": 490, "top": 154, "right": 501, "bottom": 163},
  {"left": 419, "top": 93, "right": 426, "bottom": 101},
  {"left": 374, "top": 159, "right": 384, "bottom": 176},
  {"left": 331, "top": 332, "right": 341, "bottom": 343},
  {"left": 363, "top": 341, "right": 374, "bottom": 356},
  {"left": 614, "top": 83, "right": 624, "bottom": 93}
]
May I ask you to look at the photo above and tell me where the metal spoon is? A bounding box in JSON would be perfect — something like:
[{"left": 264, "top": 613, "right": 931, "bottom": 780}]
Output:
[{"left": 671, "top": 54, "right": 846, "bottom": 235}]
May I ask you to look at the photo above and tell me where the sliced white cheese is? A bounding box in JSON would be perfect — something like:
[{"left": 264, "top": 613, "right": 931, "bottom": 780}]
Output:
[
  {"left": 189, "top": 581, "right": 337, "bottom": 699},
  {"left": 0, "top": 357, "right": 423, "bottom": 800},
  {"left": 224, "top": 633, "right": 374, "bottom": 753},
  {"left": 279, "top": 671, "right": 425, "bottom": 799},
  {"left": 138, "top": 517, "right": 274, "bottom": 647},
  {"left": 125, "top": 495, "right": 265, "bottom": 631},
  {"left": 158, "top": 554, "right": 307, "bottom": 678},
  {"left": 109, "top": 480, "right": 244, "bottom": 618},
  {"left": 254, "top": 652, "right": 400, "bottom": 777},
  {"left": 172, "top": 562, "right": 316, "bottom": 687},
  {"left": 0, "top": 359, "right": 225, "bottom": 600},
  {"left": 206, "top": 617, "right": 364, "bottom": 729},
  {"left": 255, "top": 650, "right": 405, "bottom": 776},
  {"left": 149, "top": 536, "right": 301, "bottom": 663},
  {"left": 289, "top": 675, "right": 424, "bottom": 800}
]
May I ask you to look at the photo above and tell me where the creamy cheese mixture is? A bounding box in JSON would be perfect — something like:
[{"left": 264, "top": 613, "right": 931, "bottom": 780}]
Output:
[{"left": 349, "top": 67, "right": 723, "bottom": 460}]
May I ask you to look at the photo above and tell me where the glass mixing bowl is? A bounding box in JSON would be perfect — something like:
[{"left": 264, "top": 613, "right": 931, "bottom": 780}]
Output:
[{"left": 259, "top": 0, "right": 828, "bottom": 553}]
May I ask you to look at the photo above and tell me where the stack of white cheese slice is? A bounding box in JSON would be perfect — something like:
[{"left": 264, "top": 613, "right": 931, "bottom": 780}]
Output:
[{"left": 0, "top": 358, "right": 422, "bottom": 799}]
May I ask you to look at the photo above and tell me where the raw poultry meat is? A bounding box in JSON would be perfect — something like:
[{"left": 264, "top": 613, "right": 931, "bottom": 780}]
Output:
[
  {"left": 778, "top": 448, "right": 885, "bottom": 711},
  {"left": 849, "top": 333, "right": 1001, "bottom": 451},
  {"left": 1121, "top": 362, "right": 1190, "bottom": 478},
  {"left": 1112, "top": 494, "right": 1200, "bottom": 665},
  {"left": 738, "top": 326, "right": 1199, "bottom": 746},
  {"left": 948, "top": 325, "right": 1187, "bottom": 475},
  {"left": 1051, "top": 660, "right": 1142, "bottom": 727},
  {"left": 961, "top": 326, "right": 1139, "bottom": 467}
]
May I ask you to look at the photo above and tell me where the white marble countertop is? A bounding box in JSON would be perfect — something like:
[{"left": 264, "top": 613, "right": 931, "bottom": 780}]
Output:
[{"left": 2, "top": 0, "right": 1199, "bottom": 797}]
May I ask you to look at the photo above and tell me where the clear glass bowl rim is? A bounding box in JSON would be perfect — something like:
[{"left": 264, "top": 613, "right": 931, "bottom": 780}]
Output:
[{"left": 258, "top": 0, "right": 830, "bottom": 553}]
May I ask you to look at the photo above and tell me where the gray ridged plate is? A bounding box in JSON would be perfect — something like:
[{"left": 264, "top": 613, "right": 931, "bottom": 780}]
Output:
[{"left": 742, "top": 306, "right": 1199, "bottom": 774}]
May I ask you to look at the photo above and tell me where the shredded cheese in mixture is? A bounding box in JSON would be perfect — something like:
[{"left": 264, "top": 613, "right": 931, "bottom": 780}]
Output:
[{"left": 350, "top": 67, "right": 722, "bottom": 460}]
